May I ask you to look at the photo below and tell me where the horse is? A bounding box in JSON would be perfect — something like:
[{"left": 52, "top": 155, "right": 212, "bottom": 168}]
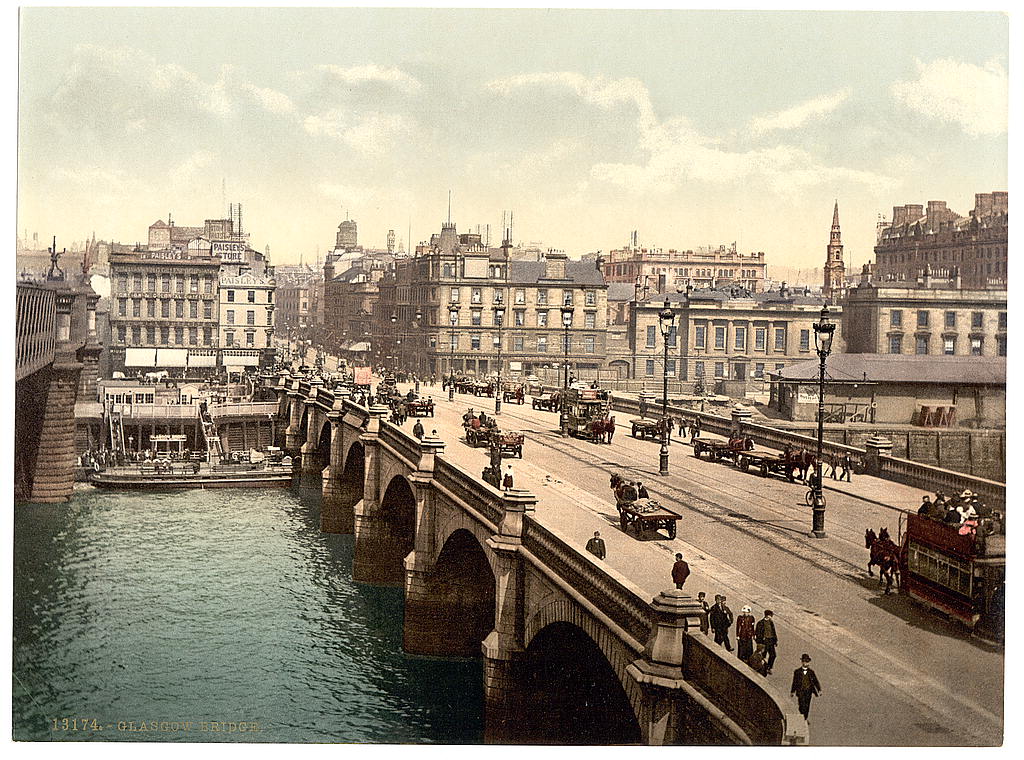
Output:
[
  {"left": 784, "top": 448, "right": 815, "bottom": 483},
  {"left": 590, "top": 417, "right": 606, "bottom": 443},
  {"left": 866, "top": 527, "right": 901, "bottom": 594},
  {"left": 728, "top": 435, "right": 755, "bottom": 452}
]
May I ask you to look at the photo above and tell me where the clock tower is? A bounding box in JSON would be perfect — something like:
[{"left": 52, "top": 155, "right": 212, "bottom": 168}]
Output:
[{"left": 823, "top": 200, "right": 846, "bottom": 301}]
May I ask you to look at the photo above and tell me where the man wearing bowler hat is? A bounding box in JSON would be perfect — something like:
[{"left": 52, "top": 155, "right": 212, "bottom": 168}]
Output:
[{"left": 790, "top": 654, "right": 822, "bottom": 721}]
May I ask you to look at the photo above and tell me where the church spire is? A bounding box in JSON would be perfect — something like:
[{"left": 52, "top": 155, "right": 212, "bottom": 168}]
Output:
[
  {"left": 832, "top": 199, "right": 840, "bottom": 229},
  {"left": 823, "top": 200, "right": 846, "bottom": 301}
]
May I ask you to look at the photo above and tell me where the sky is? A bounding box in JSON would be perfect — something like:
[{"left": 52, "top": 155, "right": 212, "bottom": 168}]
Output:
[{"left": 16, "top": 6, "right": 1009, "bottom": 274}]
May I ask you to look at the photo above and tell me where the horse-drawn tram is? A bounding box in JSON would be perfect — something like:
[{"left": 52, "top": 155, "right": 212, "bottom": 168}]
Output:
[
  {"left": 610, "top": 474, "right": 681, "bottom": 539},
  {"left": 901, "top": 513, "right": 1005, "bottom": 634},
  {"left": 563, "top": 387, "right": 610, "bottom": 440}
]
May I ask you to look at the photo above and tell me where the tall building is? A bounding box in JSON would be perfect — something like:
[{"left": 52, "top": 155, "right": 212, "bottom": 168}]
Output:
[
  {"left": 336, "top": 218, "right": 358, "bottom": 250},
  {"left": 219, "top": 272, "right": 276, "bottom": 370},
  {"left": 873, "top": 192, "right": 1007, "bottom": 289},
  {"left": 823, "top": 201, "right": 846, "bottom": 301},
  {"left": 602, "top": 239, "right": 767, "bottom": 294},
  {"left": 377, "top": 220, "right": 608, "bottom": 378}
]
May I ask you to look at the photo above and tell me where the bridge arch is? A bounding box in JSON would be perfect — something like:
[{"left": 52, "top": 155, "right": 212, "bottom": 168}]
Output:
[
  {"left": 371, "top": 474, "right": 418, "bottom": 584},
  {"left": 314, "top": 418, "right": 331, "bottom": 470},
  {"left": 322, "top": 438, "right": 364, "bottom": 534},
  {"left": 297, "top": 405, "right": 310, "bottom": 446},
  {"left": 405, "top": 527, "right": 496, "bottom": 657},
  {"left": 517, "top": 619, "right": 642, "bottom": 744}
]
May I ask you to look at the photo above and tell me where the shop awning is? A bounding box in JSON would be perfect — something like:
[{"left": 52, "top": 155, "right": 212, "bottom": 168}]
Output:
[
  {"left": 348, "top": 341, "right": 370, "bottom": 352},
  {"left": 188, "top": 352, "right": 217, "bottom": 368},
  {"left": 125, "top": 348, "right": 157, "bottom": 367},
  {"left": 156, "top": 348, "right": 188, "bottom": 367}
]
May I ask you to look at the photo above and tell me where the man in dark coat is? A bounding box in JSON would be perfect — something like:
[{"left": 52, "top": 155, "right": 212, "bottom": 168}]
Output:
[
  {"left": 790, "top": 654, "right": 822, "bottom": 721},
  {"left": 585, "top": 531, "right": 606, "bottom": 560},
  {"left": 709, "top": 594, "right": 734, "bottom": 651},
  {"left": 671, "top": 553, "right": 690, "bottom": 589},
  {"left": 754, "top": 609, "right": 779, "bottom": 674},
  {"left": 412, "top": 420, "right": 425, "bottom": 440}
]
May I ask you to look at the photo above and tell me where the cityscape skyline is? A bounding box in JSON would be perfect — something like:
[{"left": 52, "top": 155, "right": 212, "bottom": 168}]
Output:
[{"left": 17, "top": 8, "right": 1008, "bottom": 269}]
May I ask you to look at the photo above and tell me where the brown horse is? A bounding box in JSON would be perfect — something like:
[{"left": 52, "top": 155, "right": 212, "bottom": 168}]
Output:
[{"left": 865, "top": 528, "right": 900, "bottom": 594}]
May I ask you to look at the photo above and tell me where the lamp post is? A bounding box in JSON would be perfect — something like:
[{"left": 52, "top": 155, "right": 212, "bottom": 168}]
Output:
[
  {"left": 413, "top": 308, "right": 422, "bottom": 393},
  {"left": 390, "top": 312, "right": 398, "bottom": 374},
  {"left": 811, "top": 304, "right": 835, "bottom": 538},
  {"left": 559, "top": 303, "right": 574, "bottom": 437},
  {"left": 493, "top": 306, "right": 505, "bottom": 415},
  {"left": 658, "top": 299, "right": 676, "bottom": 476},
  {"left": 448, "top": 304, "right": 460, "bottom": 402}
]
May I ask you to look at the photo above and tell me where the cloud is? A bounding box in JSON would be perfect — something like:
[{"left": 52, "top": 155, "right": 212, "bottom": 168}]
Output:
[
  {"left": 749, "top": 89, "right": 851, "bottom": 135},
  {"left": 303, "top": 110, "right": 411, "bottom": 155},
  {"left": 315, "top": 64, "right": 422, "bottom": 94},
  {"left": 891, "top": 58, "right": 1007, "bottom": 137},
  {"left": 244, "top": 84, "right": 295, "bottom": 115},
  {"left": 169, "top": 151, "right": 216, "bottom": 186}
]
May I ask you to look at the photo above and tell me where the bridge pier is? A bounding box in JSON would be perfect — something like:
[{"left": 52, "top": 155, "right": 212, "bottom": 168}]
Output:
[
  {"left": 22, "top": 365, "right": 83, "bottom": 502},
  {"left": 351, "top": 405, "right": 394, "bottom": 584},
  {"left": 321, "top": 390, "right": 353, "bottom": 533},
  {"left": 284, "top": 379, "right": 304, "bottom": 452}
]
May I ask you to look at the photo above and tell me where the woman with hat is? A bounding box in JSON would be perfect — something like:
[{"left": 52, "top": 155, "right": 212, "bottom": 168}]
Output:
[{"left": 736, "top": 605, "right": 756, "bottom": 661}]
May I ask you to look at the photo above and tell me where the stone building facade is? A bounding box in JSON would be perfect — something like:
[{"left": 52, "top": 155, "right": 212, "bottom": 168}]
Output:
[
  {"left": 873, "top": 191, "right": 1007, "bottom": 289},
  {"left": 602, "top": 241, "right": 767, "bottom": 294},
  {"left": 218, "top": 272, "right": 276, "bottom": 369},
  {"left": 841, "top": 284, "right": 1007, "bottom": 358},
  {"left": 376, "top": 222, "right": 608, "bottom": 378}
]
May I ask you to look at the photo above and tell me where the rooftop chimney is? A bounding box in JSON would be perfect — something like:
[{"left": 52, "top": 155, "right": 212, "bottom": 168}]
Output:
[{"left": 544, "top": 250, "right": 567, "bottom": 280}]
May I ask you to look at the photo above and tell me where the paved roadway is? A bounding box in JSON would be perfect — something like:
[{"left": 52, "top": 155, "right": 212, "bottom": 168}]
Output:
[{"left": 389, "top": 379, "right": 1002, "bottom": 746}]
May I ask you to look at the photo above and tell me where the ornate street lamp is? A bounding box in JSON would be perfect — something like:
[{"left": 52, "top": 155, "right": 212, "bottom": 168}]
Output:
[
  {"left": 448, "top": 304, "right": 460, "bottom": 402},
  {"left": 658, "top": 299, "right": 676, "bottom": 476},
  {"left": 493, "top": 306, "right": 505, "bottom": 415},
  {"left": 811, "top": 304, "right": 836, "bottom": 538},
  {"left": 559, "top": 303, "right": 574, "bottom": 437},
  {"left": 413, "top": 308, "right": 422, "bottom": 392}
]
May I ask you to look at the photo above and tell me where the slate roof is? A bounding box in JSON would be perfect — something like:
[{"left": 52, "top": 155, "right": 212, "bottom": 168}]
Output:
[
  {"left": 637, "top": 286, "right": 826, "bottom": 307},
  {"left": 606, "top": 282, "right": 637, "bottom": 301},
  {"left": 774, "top": 354, "right": 1006, "bottom": 386},
  {"left": 509, "top": 259, "right": 606, "bottom": 286}
]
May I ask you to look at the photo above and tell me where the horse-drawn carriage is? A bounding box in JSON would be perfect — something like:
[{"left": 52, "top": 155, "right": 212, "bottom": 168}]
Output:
[
  {"left": 610, "top": 473, "right": 681, "bottom": 539},
  {"left": 470, "top": 381, "right": 495, "bottom": 397},
  {"left": 532, "top": 392, "right": 561, "bottom": 412},
  {"left": 501, "top": 384, "right": 526, "bottom": 404},
  {"left": 563, "top": 387, "right": 611, "bottom": 440},
  {"left": 492, "top": 430, "right": 525, "bottom": 458},
  {"left": 630, "top": 417, "right": 667, "bottom": 441},
  {"left": 692, "top": 435, "right": 754, "bottom": 461},
  {"left": 405, "top": 397, "right": 435, "bottom": 417}
]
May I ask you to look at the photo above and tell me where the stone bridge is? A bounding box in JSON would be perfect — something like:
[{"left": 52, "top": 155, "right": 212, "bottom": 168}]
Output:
[{"left": 271, "top": 374, "right": 808, "bottom": 745}]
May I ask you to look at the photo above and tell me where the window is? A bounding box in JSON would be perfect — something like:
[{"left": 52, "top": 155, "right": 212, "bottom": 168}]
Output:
[
  {"left": 754, "top": 362, "right": 765, "bottom": 378},
  {"left": 147, "top": 275, "right": 156, "bottom": 292},
  {"left": 889, "top": 335, "right": 903, "bottom": 354},
  {"left": 537, "top": 336, "right": 548, "bottom": 352},
  {"left": 584, "top": 335, "right": 596, "bottom": 354},
  {"left": 227, "top": 290, "right": 235, "bottom": 302},
  {"left": 203, "top": 302, "right": 212, "bottom": 319},
  {"left": 537, "top": 311, "right": 548, "bottom": 327},
  {"left": 225, "top": 332, "right": 234, "bottom": 347},
  {"left": 917, "top": 310, "right": 929, "bottom": 328},
  {"left": 645, "top": 359, "right": 655, "bottom": 376},
  {"left": 585, "top": 290, "right": 596, "bottom": 306},
  {"left": 998, "top": 311, "right": 1006, "bottom": 330},
  {"left": 161, "top": 300, "right": 170, "bottom": 318},
  {"left": 714, "top": 326, "right": 726, "bottom": 350},
  {"left": 190, "top": 276, "right": 199, "bottom": 293},
  {"left": 246, "top": 310, "right": 255, "bottom": 326},
  {"left": 943, "top": 337, "right": 956, "bottom": 355},
  {"left": 450, "top": 287, "right": 460, "bottom": 303},
  {"left": 146, "top": 299, "right": 156, "bottom": 317},
  {"left": 226, "top": 310, "right": 235, "bottom": 325},
  {"left": 514, "top": 310, "right": 525, "bottom": 327},
  {"left": 132, "top": 299, "right": 141, "bottom": 317},
  {"left": 204, "top": 278, "right": 213, "bottom": 294},
  {"left": 174, "top": 326, "right": 183, "bottom": 344},
  {"left": 694, "top": 325, "right": 706, "bottom": 350},
  {"left": 117, "top": 298, "right": 127, "bottom": 316},
  {"left": 204, "top": 327, "right": 212, "bottom": 345},
  {"left": 117, "top": 325, "right": 126, "bottom": 343},
  {"left": 133, "top": 274, "right": 143, "bottom": 291},
  {"left": 131, "top": 326, "right": 141, "bottom": 344},
  {"left": 161, "top": 275, "right": 170, "bottom": 293},
  {"left": 667, "top": 325, "right": 678, "bottom": 347},
  {"left": 514, "top": 289, "right": 526, "bottom": 304},
  {"left": 267, "top": 290, "right": 272, "bottom": 303},
  {"left": 734, "top": 327, "right": 746, "bottom": 351},
  {"left": 189, "top": 328, "right": 198, "bottom": 345},
  {"left": 563, "top": 290, "right": 573, "bottom": 306},
  {"left": 513, "top": 336, "right": 524, "bottom": 351},
  {"left": 754, "top": 327, "right": 766, "bottom": 351},
  {"left": 997, "top": 335, "right": 1006, "bottom": 356},
  {"left": 584, "top": 312, "right": 596, "bottom": 329},
  {"left": 775, "top": 363, "right": 785, "bottom": 373},
  {"left": 908, "top": 542, "right": 972, "bottom": 596},
  {"left": 714, "top": 362, "right": 725, "bottom": 378},
  {"left": 774, "top": 328, "right": 786, "bottom": 351},
  {"left": 970, "top": 337, "right": 983, "bottom": 356},
  {"left": 247, "top": 290, "right": 256, "bottom": 303},
  {"left": 799, "top": 329, "right": 810, "bottom": 351},
  {"left": 146, "top": 326, "right": 155, "bottom": 344},
  {"left": 471, "top": 288, "right": 482, "bottom": 304},
  {"left": 537, "top": 289, "right": 548, "bottom": 305},
  {"left": 944, "top": 311, "right": 956, "bottom": 329},
  {"left": 471, "top": 310, "right": 482, "bottom": 326},
  {"left": 246, "top": 331, "right": 255, "bottom": 346},
  {"left": 916, "top": 336, "right": 929, "bottom": 354},
  {"left": 190, "top": 301, "right": 198, "bottom": 319},
  {"left": 493, "top": 289, "right": 505, "bottom": 304},
  {"left": 118, "top": 276, "right": 128, "bottom": 293},
  {"left": 267, "top": 311, "right": 273, "bottom": 326},
  {"left": 694, "top": 360, "right": 705, "bottom": 378},
  {"left": 646, "top": 325, "right": 657, "bottom": 348},
  {"left": 161, "top": 327, "right": 169, "bottom": 345},
  {"left": 970, "top": 311, "right": 983, "bottom": 329},
  {"left": 890, "top": 310, "right": 902, "bottom": 327},
  {"left": 666, "top": 359, "right": 676, "bottom": 377},
  {"left": 176, "top": 277, "right": 185, "bottom": 293}
]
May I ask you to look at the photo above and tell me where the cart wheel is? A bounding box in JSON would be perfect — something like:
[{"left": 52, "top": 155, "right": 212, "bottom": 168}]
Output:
[
  {"left": 620, "top": 514, "right": 628, "bottom": 532},
  {"left": 669, "top": 523, "right": 677, "bottom": 539},
  {"left": 760, "top": 463, "right": 768, "bottom": 477},
  {"left": 739, "top": 456, "right": 748, "bottom": 472}
]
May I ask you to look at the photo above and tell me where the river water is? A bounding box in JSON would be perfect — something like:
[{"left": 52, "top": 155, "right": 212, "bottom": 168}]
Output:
[{"left": 13, "top": 484, "right": 483, "bottom": 743}]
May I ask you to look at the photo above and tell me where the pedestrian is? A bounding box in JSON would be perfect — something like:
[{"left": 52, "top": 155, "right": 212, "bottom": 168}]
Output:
[
  {"left": 665, "top": 416, "right": 674, "bottom": 443},
  {"left": 636, "top": 481, "right": 650, "bottom": 499},
  {"left": 412, "top": 419, "right": 425, "bottom": 440},
  {"left": 697, "top": 591, "right": 710, "bottom": 635},
  {"left": 736, "top": 605, "right": 756, "bottom": 661},
  {"left": 691, "top": 418, "right": 701, "bottom": 439},
  {"left": 790, "top": 654, "right": 822, "bottom": 721},
  {"left": 678, "top": 417, "right": 688, "bottom": 440},
  {"left": 918, "top": 495, "right": 933, "bottom": 516},
  {"left": 639, "top": 397, "right": 648, "bottom": 418},
  {"left": 754, "top": 609, "right": 779, "bottom": 675},
  {"left": 502, "top": 463, "right": 514, "bottom": 491},
  {"left": 606, "top": 416, "right": 616, "bottom": 444},
  {"left": 709, "top": 594, "right": 734, "bottom": 651},
  {"left": 671, "top": 553, "right": 690, "bottom": 589},
  {"left": 586, "top": 531, "right": 607, "bottom": 560},
  {"left": 840, "top": 453, "right": 852, "bottom": 482}
]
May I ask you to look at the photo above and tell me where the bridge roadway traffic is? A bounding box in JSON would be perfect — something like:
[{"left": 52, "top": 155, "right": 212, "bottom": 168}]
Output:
[{"left": 389, "top": 379, "right": 1002, "bottom": 746}]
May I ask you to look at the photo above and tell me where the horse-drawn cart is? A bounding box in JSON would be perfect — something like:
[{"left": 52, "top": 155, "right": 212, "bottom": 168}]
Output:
[
  {"left": 734, "top": 449, "right": 799, "bottom": 480},
  {"left": 532, "top": 392, "right": 560, "bottom": 411},
  {"left": 406, "top": 398, "right": 435, "bottom": 417},
  {"left": 492, "top": 430, "right": 524, "bottom": 458},
  {"left": 630, "top": 417, "right": 665, "bottom": 440},
  {"left": 501, "top": 386, "right": 526, "bottom": 404},
  {"left": 692, "top": 435, "right": 754, "bottom": 462},
  {"left": 617, "top": 499, "right": 681, "bottom": 539}
]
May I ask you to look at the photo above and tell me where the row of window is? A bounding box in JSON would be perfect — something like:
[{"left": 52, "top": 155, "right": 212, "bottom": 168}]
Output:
[
  {"left": 447, "top": 287, "right": 597, "bottom": 307},
  {"left": 115, "top": 325, "right": 271, "bottom": 348},
  {"left": 224, "top": 309, "right": 273, "bottom": 326},
  {"left": 907, "top": 542, "right": 973, "bottom": 597},
  {"left": 456, "top": 309, "right": 599, "bottom": 328},
  {"left": 116, "top": 273, "right": 215, "bottom": 295},
  {"left": 890, "top": 309, "right": 1006, "bottom": 330},
  {"left": 225, "top": 289, "right": 268, "bottom": 304},
  {"left": 118, "top": 298, "right": 215, "bottom": 320},
  {"left": 878, "top": 244, "right": 1006, "bottom": 264},
  {"left": 646, "top": 325, "right": 809, "bottom": 353},
  {"left": 448, "top": 334, "right": 598, "bottom": 353},
  {"left": 889, "top": 334, "right": 1005, "bottom": 356},
  {"left": 643, "top": 359, "right": 785, "bottom": 380}
]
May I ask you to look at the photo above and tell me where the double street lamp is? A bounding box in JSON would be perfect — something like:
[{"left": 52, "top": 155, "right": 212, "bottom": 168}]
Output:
[
  {"left": 493, "top": 306, "right": 505, "bottom": 415},
  {"left": 448, "top": 304, "right": 460, "bottom": 402},
  {"left": 658, "top": 300, "right": 676, "bottom": 476},
  {"left": 559, "top": 303, "right": 574, "bottom": 437},
  {"left": 810, "top": 305, "right": 836, "bottom": 538}
]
